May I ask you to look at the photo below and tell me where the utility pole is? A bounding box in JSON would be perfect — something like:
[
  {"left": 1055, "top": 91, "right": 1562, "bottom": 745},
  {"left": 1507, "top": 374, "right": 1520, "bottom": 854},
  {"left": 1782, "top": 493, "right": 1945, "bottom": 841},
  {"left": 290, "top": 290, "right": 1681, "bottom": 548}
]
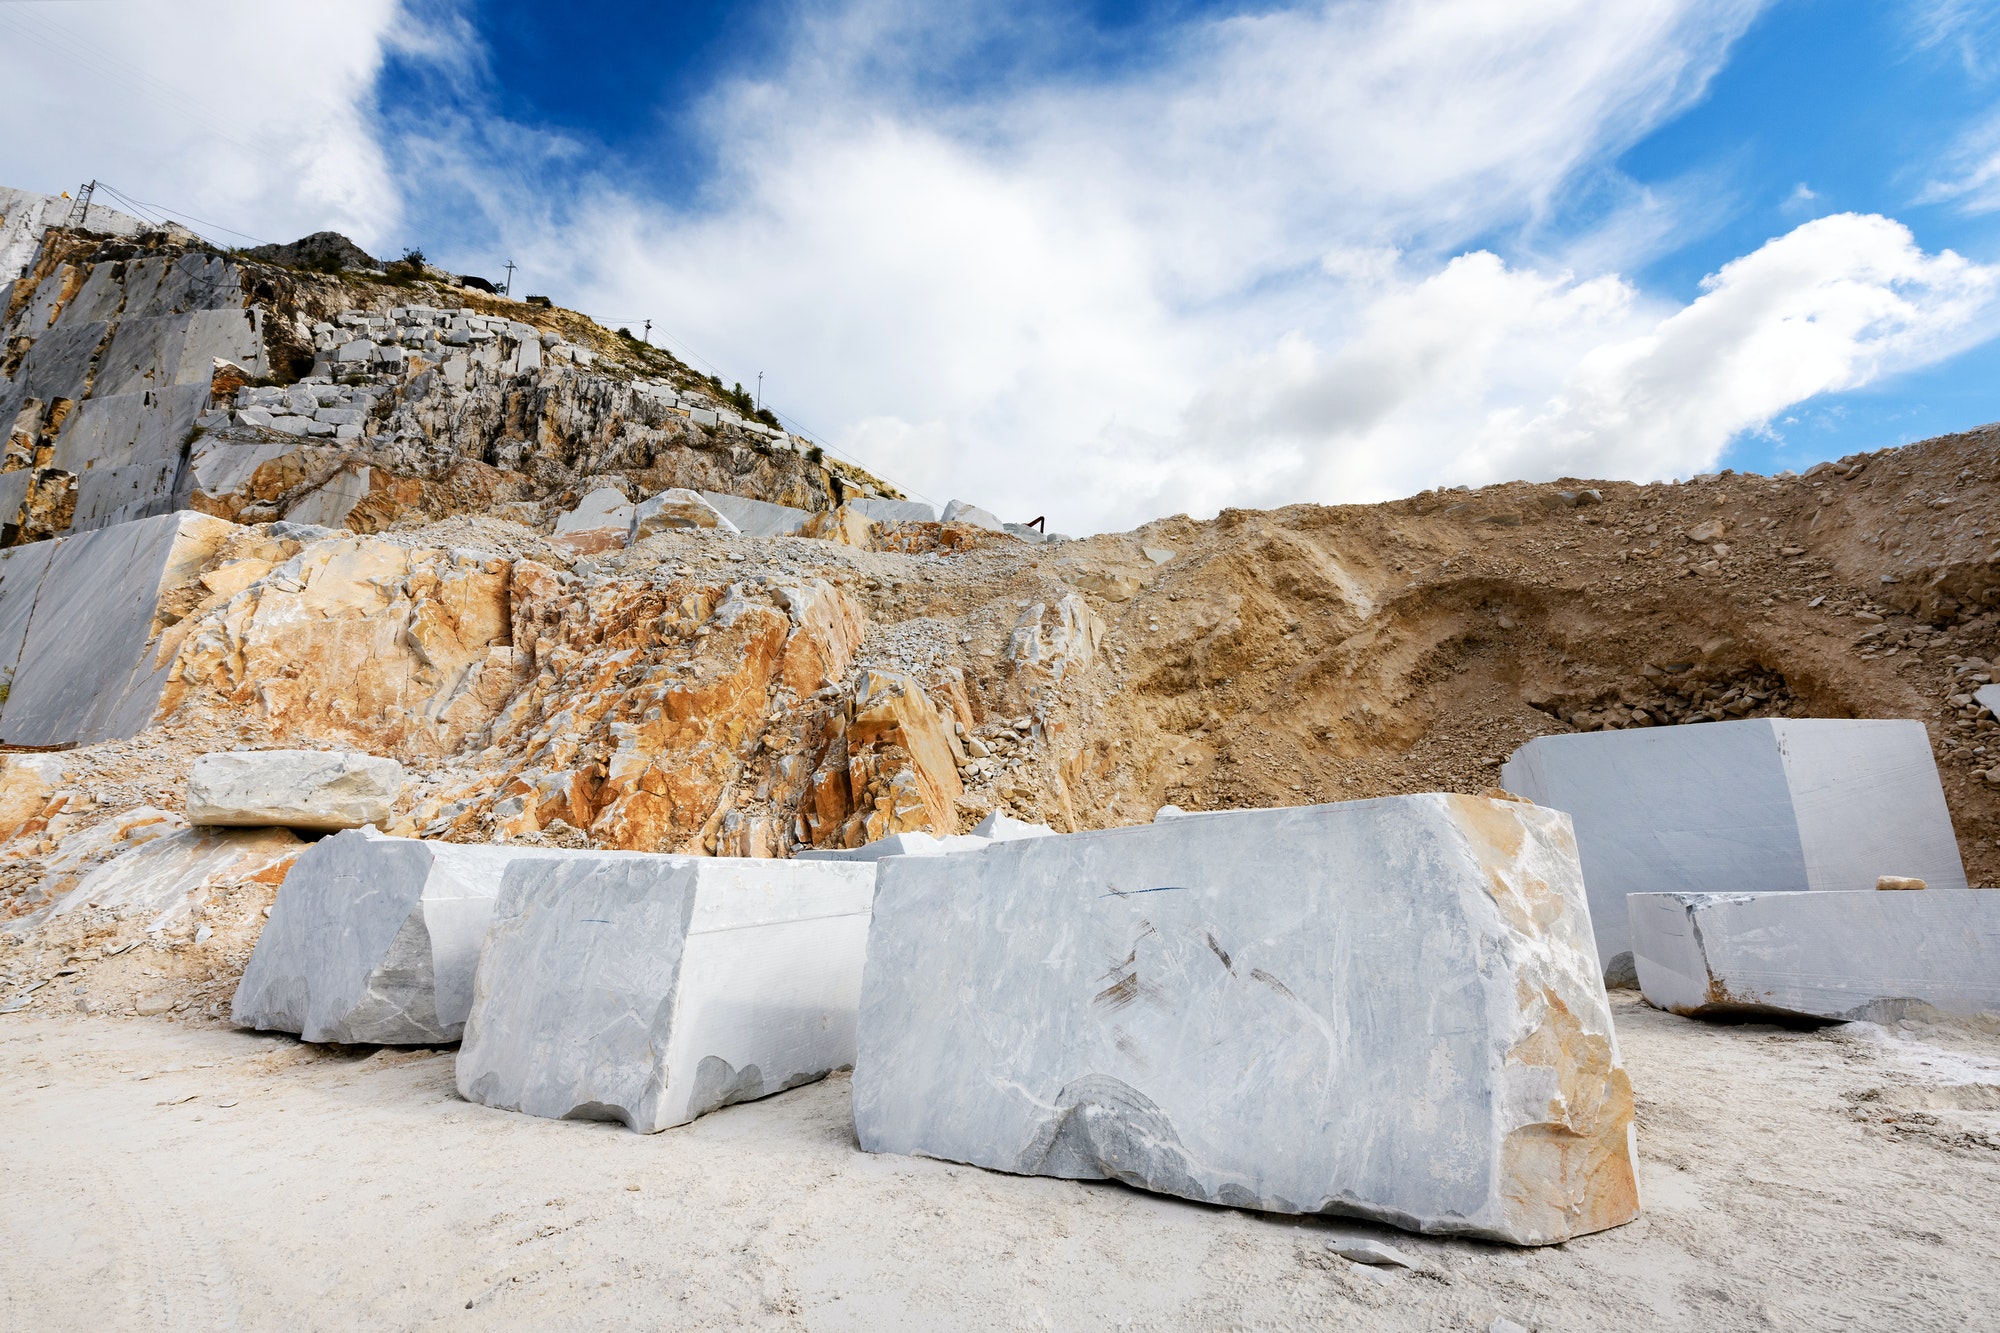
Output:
[
  {"left": 66, "top": 180, "right": 96, "bottom": 228},
  {"left": 501, "top": 260, "right": 517, "bottom": 296},
  {"left": 756, "top": 371, "right": 763, "bottom": 411},
  {"left": 643, "top": 319, "right": 652, "bottom": 344}
]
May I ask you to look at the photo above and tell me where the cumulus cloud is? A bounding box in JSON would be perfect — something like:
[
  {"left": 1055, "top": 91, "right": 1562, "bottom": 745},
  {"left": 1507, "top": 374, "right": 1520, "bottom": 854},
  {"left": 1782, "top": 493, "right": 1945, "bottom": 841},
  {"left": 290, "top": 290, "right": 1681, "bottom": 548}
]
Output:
[
  {"left": 418, "top": 0, "right": 1788, "bottom": 529},
  {"left": 1192, "top": 214, "right": 1999, "bottom": 513},
  {"left": 11, "top": 0, "right": 1991, "bottom": 537},
  {"left": 0, "top": 0, "right": 402, "bottom": 250}
]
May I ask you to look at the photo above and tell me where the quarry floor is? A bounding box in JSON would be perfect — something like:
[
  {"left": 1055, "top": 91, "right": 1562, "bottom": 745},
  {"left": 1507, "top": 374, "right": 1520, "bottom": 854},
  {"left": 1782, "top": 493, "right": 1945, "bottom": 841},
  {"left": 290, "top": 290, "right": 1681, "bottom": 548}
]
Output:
[{"left": 4, "top": 996, "right": 1997, "bottom": 1331}]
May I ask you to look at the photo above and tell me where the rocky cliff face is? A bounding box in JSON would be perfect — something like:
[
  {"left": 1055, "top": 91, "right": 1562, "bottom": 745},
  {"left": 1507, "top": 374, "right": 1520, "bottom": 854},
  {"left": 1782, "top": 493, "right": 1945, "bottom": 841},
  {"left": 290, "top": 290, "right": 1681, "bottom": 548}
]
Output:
[{"left": 0, "top": 218, "right": 892, "bottom": 552}]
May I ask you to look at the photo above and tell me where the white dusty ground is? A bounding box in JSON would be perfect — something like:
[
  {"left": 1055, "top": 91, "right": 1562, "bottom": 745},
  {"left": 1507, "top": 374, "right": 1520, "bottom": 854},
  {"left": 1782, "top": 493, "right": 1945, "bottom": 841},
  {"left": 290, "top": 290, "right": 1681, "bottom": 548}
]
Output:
[{"left": 4, "top": 994, "right": 1999, "bottom": 1331}]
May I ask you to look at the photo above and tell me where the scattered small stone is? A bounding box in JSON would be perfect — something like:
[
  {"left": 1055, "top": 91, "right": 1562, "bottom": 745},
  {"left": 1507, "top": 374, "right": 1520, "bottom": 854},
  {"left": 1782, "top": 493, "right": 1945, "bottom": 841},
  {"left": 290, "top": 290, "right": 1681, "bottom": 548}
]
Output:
[
  {"left": 1876, "top": 876, "right": 1927, "bottom": 891},
  {"left": 1327, "top": 1238, "right": 1414, "bottom": 1267}
]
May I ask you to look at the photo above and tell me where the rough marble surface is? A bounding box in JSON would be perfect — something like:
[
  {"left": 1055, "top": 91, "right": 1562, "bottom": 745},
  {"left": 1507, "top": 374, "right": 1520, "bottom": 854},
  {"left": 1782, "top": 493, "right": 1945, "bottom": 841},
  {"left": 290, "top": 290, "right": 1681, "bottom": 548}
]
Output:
[
  {"left": 457, "top": 853, "right": 874, "bottom": 1132},
  {"left": 853, "top": 795, "right": 1639, "bottom": 1245},
  {"left": 1631, "top": 888, "right": 2000, "bottom": 1022},
  {"left": 232, "top": 828, "right": 560, "bottom": 1044},
  {"left": 187, "top": 749, "right": 404, "bottom": 830},
  {"left": 0, "top": 511, "right": 235, "bottom": 746}
]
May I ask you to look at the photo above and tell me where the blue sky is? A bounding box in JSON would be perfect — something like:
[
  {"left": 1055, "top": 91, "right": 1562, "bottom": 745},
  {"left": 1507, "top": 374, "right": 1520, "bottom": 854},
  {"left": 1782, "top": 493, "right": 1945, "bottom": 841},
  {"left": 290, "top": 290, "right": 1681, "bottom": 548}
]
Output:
[{"left": 4, "top": 1, "right": 2000, "bottom": 530}]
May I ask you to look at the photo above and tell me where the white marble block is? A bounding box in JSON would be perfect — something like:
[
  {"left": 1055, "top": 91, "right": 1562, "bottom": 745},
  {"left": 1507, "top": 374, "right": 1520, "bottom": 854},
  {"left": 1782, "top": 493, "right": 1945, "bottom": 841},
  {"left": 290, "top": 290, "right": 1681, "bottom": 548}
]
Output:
[
  {"left": 187, "top": 749, "right": 404, "bottom": 831},
  {"left": 1631, "top": 889, "right": 2000, "bottom": 1022},
  {"left": 232, "top": 829, "right": 560, "bottom": 1044},
  {"left": 852, "top": 795, "right": 1640, "bottom": 1246},
  {"left": 630, "top": 488, "right": 739, "bottom": 539},
  {"left": 456, "top": 853, "right": 876, "bottom": 1132},
  {"left": 1500, "top": 719, "right": 1965, "bottom": 981}
]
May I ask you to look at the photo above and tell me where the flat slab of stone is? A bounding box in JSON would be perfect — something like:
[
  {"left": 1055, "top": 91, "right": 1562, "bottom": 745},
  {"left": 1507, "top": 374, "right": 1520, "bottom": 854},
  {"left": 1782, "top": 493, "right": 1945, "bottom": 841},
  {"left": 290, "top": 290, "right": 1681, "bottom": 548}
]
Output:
[
  {"left": 233, "top": 829, "right": 563, "bottom": 1044},
  {"left": 187, "top": 750, "right": 405, "bottom": 831},
  {"left": 853, "top": 795, "right": 1638, "bottom": 1245},
  {"left": 847, "top": 497, "right": 936, "bottom": 525},
  {"left": 700, "top": 490, "right": 812, "bottom": 537},
  {"left": 1631, "top": 889, "right": 2000, "bottom": 1022},
  {"left": 457, "top": 853, "right": 875, "bottom": 1132},
  {"left": 1500, "top": 719, "right": 1965, "bottom": 980}
]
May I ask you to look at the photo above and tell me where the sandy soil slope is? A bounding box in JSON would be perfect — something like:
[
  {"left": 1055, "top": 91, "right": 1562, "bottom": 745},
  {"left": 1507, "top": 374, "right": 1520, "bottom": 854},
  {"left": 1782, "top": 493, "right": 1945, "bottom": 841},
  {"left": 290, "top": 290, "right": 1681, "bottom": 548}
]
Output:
[{"left": 3, "top": 996, "right": 1996, "bottom": 1331}]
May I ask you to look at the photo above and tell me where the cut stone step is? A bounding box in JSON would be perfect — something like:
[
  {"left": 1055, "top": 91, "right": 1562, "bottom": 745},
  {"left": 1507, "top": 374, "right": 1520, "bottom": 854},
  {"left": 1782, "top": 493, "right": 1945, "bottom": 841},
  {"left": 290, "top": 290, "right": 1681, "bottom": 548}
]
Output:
[
  {"left": 852, "top": 794, "right": 1638, "bottom": 1246},
  {"left": 1631, "top": 888, "right": 2000, "bottom": 1022},
  {"left": 1500, "top": 719, "right": 1965, "bottom": 983},
  {"left": 457, "top": 853, "right": 875, "bottom": 1132}
]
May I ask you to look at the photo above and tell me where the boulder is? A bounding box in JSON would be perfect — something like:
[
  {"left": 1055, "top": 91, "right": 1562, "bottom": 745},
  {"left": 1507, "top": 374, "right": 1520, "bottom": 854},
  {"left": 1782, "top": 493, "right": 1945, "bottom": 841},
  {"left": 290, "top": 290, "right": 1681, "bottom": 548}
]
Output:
[
  {"left": 552, "top": 485, "right": 635, "bottom": 554},
  {"left": 630, "top": 488, "right": 739, "bottom": 540},
  {"left": 1631, "top": 889, "right": 2000, "bottom": 1022},
  {"left": 853, "top": 795, "right": 1639, "bottom": 1246},
  {"left": 187, "top": 750, "right": 405, "bottom": 831},
  {"left": 1500, "top": 719, "right": 1965, "bottom": 982},
  {"left": 456, "top": 853, "right": 875, "bottom": 1131},
  {"left": 232, "top": 828, "right": 561, "bottom": 1044},
  {"left": 941, "top": 499, "right": 1006, "bottom": 532}
]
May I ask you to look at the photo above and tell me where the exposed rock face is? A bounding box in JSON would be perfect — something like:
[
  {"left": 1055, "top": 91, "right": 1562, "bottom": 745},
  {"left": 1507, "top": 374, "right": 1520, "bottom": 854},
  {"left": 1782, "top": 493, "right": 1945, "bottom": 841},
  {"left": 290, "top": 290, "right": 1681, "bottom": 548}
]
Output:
[
  {"left": 0, "top": 510, "right": 235, "bottom": 746},
  {"left": 232, "top": 827, "right": 559, "bottom": 1044},
  {"left": 45, "top": 826, "right": 302, "bottom": 934},
  {"left": 186, "top": 750, "right": 405, "bottom": 831},
  {"left": 853, "top": 796, "right": 1639, "bottom": 1246},
  {"left": 157, "top": 535, "right": 517, "bottom": 756},
  {"left": 240, "top": 232, "right": 378, "bottom": 272},
  {"left": 456, "top": 851, "right": 875, "bottom": 1131},
  {"left": 2, "top": 222, "right": 897, "bottom": 548},
  {"left": 1631, "top": 889, "right": 2000, "bottom": 1022},
  {"left": 1502, "top": 720, "right": 1968, "bottom": 978}
]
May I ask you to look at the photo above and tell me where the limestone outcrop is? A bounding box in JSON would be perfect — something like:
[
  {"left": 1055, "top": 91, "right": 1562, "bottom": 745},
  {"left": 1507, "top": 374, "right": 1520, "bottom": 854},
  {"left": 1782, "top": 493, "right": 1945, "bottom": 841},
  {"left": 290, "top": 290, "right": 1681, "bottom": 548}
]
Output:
[
  {"left": 232, "top": 827, "right": 561, "bottom": 1044},
  {"left": 186, "top": 750, "right": 405, "bottom": 831},
  {"left": 1501, "top": 719, "right": 1967, "bottom": 979},
  {"left": 1631, "top": 889, "right": 2000, "bottom": 1022},
  {"left": 853, "top": 796, "right": 1639, "bottom": 1246},
  {"left": 456, "top": 851, "right": 875, "bottom": 1131}
]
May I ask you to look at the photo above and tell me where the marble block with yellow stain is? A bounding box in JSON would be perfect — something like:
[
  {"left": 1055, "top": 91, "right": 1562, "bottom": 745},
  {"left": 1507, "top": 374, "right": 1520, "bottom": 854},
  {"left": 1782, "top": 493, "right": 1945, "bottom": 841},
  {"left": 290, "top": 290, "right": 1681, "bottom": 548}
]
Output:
[{"left": 852, "top": 794, "right": 1638, "bottom": 1246}]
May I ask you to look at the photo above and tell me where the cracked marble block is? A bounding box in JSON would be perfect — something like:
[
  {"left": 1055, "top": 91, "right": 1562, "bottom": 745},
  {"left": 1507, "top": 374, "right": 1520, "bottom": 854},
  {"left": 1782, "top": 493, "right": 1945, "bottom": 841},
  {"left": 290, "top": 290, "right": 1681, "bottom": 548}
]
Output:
[
  {"left": 852, "top": 794, "right": 1639, "bottom": 1246},
  {"left": 233, "top": 828, "right": 561, "bottom": 1044},
  {"left": 1631, "top": 889, "right": 2000, "bottom": 1023},
  {"left": 1501, "top": 719, "right": 1966, "bottom": 981},
  {"left": 456, "top": 853, "right": 876, "bottom": 1132}
]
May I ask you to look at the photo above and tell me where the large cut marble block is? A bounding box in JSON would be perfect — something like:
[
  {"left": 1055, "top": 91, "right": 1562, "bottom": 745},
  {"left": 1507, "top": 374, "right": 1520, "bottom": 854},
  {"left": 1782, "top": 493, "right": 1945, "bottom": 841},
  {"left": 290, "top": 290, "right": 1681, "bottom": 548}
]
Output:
[
  {"left": 1500, "top": 719, "right": 1965, "bottom": 980},
  {"left": 1631, "top": 889, "right": 2000, "bottom": 1022},
  {"left": 0, "top": 510, "right": 235, "bottom": 746},
  {"left": 456, "top": 854, "right": 876, "bottom": 1132},
  {"left": 232, "top": 829, "right": 561, "bottom": 1044},
  {"left": 852, "top": 795, "right": 1639, "bottom": 1246}
]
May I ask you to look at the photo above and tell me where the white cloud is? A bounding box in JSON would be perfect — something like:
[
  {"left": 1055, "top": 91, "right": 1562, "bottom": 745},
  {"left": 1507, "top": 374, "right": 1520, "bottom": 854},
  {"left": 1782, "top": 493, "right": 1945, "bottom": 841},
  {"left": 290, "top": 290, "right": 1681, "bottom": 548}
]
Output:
[
  {"left": 439, "top": 0, "right": 1788, "bottom": 529},
  {"left": 9, "top": 0, "right": 1991, "bottom": 538},
  {"left": 0, "top": 0, "right": 402, "bottom": 250}
]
